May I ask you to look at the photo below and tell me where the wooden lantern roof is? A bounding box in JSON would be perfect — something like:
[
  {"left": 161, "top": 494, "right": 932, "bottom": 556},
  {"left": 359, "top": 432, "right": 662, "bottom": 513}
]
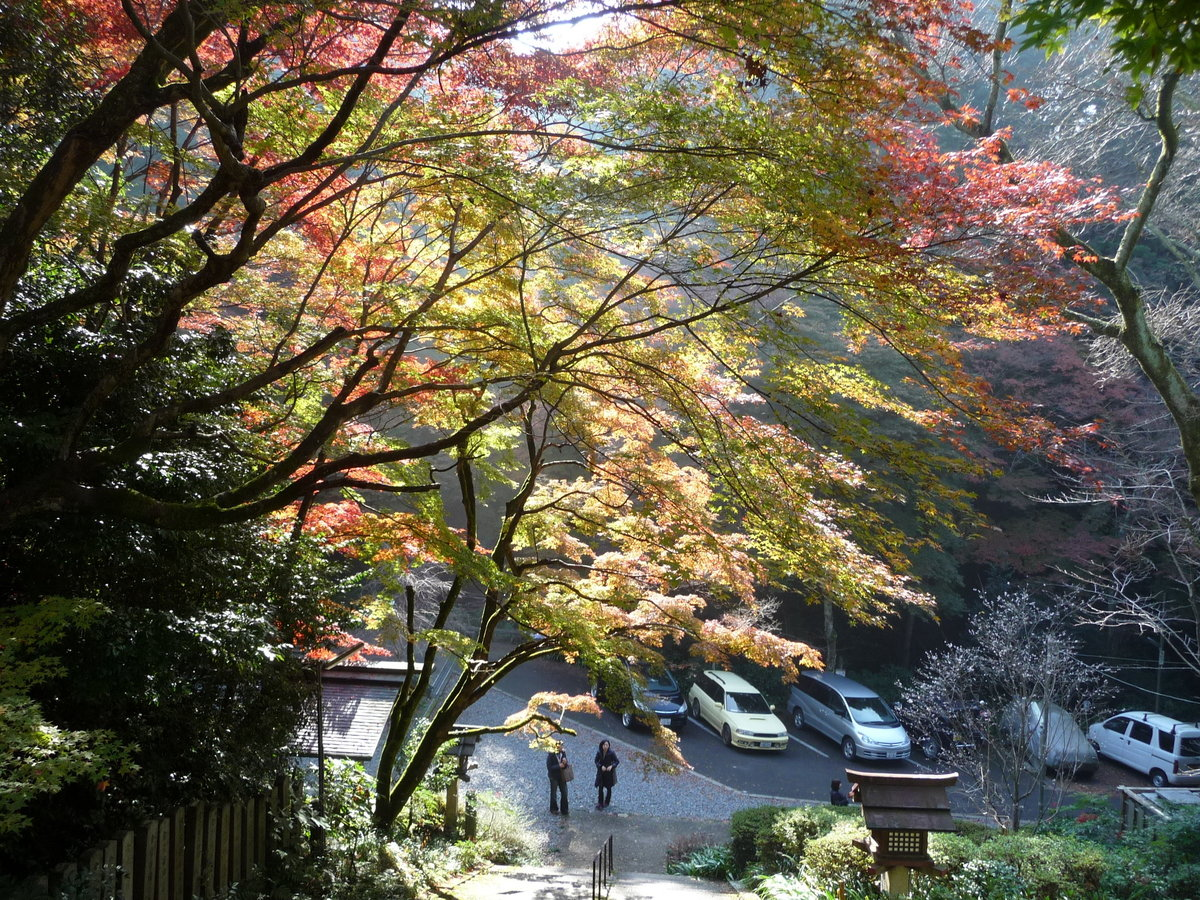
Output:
[{"left": 846, "top": 769, "right": 958, "bottom": 834}]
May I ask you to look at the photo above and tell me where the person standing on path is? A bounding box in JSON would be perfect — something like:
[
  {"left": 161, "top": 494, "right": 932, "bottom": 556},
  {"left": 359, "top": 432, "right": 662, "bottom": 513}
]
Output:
[
  {"left": 546, "top": 741, "right": 570, "bottom": 815},
  {"left": 594, "top": 739, "right": 619, "bottom": 809}
]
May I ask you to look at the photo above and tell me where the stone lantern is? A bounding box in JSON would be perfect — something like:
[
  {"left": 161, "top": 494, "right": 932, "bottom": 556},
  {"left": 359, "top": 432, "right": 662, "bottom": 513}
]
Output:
[
  {"left": 846, "top": 769, "right": 958, "bottom": 896},
  {"left": 445, "top": 727, "right": 483, "bottom": 836}
]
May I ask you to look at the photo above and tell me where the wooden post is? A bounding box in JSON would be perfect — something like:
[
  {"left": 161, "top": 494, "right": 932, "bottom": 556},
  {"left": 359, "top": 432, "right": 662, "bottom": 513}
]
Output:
[
  {"left": 101, "top": 838, "right": 119, "bottom": 900},
  {"left": 134, "top": 819, "right": 158, "bottom": 900},
  {"left": 267, "top": 780, "right": 281, "bottom": 858},
  {"left": 155, "top": 818, "right": 171, "bottom": 900},
  {"left": 169, "top": 807, "right": 184, "bottom": 900},
  {"left": 231, "top": 801, "right": 244, "bottom": 883},
  {"left": 202, "top": 804, "right": 218, "bottom": 899},
  {"left": 252, "top": 795, "right": 268, "bottom": 870},
  {"left": 117, "top": 831, "right": 136, "bottom": 900},
  {"left": 291, "top": 776, "right": 305, "bottom": 852},
  {"left": 880, "top": 866, "right": 912, "bottom": 896},
  {"left": 444, "top": 777, "right": 459, "bottom": 837},
  {"left": 183, "top": 804, "right": 204, "bottom": 900},
  {"left": 214, "top": 803, "right": 231, "bottom": 896}
]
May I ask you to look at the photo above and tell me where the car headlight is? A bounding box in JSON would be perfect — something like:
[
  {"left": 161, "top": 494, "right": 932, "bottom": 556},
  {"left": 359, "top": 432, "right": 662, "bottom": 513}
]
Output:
[
  {"left": 677, "top": 703, "right": 689, "bottom": 714},
  {"left": 735, "top": 728, "right": 753, "bottom": 736}
]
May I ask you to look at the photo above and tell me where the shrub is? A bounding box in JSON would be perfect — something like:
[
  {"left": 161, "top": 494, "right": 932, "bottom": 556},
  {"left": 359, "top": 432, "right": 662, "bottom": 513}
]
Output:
[
  {"left": 928, "top": 831, "right": 985, "bottom": 873},
  {"left": 399, "top": 784, "right": 444, "bottom": 838},
  {"left": 666, "top": 831, "right": 726, "bottom": 868},
  {"left": 800, "top": 820, "right": 872, "bottom": 885},
  {"left": 731, "top": 805, "right": 787, "bottom": 872},
  {"left": 254, "top": 764, "right": 545, "bottom": 899},
  {"left": 756, "top": 870, "right": 879, "bottom": 900},
  {"left": 666, "top": 844, "right": 735, "bottom": 879},
  {"left": 1117, "top": 808, "right": 1200, "bottom": 899},
  {"left": 980, "top": 833, "right": 1106, "bottom": 897},
  {"left": 911, "top": 858, "right": 1031, "bottom": 900},
  {"left": 950, "top": 819, "right": 995, "bottom": 844},
  {"left": 468, "top": 792, "right": 544, "bottom": 865},
  {"left": 1042, "top": 797, "right": 1124, "bottom": 845},
  {"left": 764, "top": 806, "right": 855, "bottom": 874}
]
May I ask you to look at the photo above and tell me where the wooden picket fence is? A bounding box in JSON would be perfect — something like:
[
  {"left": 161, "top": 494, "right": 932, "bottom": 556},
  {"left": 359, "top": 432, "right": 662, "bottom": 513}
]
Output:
[{"left": 22, "top": 775, "right": 304, "bottom": 900}]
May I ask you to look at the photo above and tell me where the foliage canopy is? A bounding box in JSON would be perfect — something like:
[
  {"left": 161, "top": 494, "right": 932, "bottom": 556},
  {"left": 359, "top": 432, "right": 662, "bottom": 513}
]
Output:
[{"left": 0, "top": 0, "right": 1146, "bottom": 850}]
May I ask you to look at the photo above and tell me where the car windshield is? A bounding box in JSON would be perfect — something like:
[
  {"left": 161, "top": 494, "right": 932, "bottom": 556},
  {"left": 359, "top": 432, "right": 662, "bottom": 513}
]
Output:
[
  {"left": 846, "top": 695, "right": 900, "bottom": 727},
  {"left": 643, "top": 673, "right": 677, "bottom": 693},
  {"left": 726, "top": 691, "right": 772, "bottom": 714}
]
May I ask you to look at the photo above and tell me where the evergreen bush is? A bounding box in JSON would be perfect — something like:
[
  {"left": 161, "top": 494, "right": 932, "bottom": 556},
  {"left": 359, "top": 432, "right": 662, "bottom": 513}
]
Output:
[
  {"left": 764, "top": 805, "right": 856, "bottom": 873},
  {"left": 979, "top": 833, "right": 1105, "bottom": 897},
  {"left": 800, "top": 820, "right": 873, "bottom": 884},
  {"left": 730, "top": 805, "right": 787, "bottom": 871},
  {"left": 927, "top": 831, "right": 984, "bottom": 872}
]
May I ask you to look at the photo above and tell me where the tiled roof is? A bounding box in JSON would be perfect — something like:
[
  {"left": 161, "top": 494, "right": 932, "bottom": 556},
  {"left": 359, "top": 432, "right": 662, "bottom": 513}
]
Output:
[{"left": 293, "top": 681, "right": 399, "bottom": 759}]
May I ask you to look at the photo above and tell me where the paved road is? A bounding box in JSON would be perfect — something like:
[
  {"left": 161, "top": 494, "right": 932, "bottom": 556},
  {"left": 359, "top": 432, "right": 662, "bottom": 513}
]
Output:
[{"left": 489, "top": 652, "right": 1136, "bottom": 820}]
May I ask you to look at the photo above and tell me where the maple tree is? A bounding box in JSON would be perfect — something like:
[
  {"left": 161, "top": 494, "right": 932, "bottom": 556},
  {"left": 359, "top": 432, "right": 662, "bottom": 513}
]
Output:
[
  {"left": 0, "top": 0, "right": 1132, "bottom": 838},
  {"left": 919, "top": 0, "right": 1200, "bottom": 511},
  {"left": 896, "top": 2, "right": 1200, "bottom": 705}
]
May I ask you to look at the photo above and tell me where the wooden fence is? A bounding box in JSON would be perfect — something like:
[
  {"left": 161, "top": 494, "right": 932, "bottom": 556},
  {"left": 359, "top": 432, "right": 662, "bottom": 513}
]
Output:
[{"left": 19, "top": 775, "right": 304, "bottom": 900}]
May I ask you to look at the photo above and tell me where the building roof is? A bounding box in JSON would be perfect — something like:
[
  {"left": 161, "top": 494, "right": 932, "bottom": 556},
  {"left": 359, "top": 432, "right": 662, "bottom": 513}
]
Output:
[{"left": 292, "top": 660, "right": 423, "bottom": 760}]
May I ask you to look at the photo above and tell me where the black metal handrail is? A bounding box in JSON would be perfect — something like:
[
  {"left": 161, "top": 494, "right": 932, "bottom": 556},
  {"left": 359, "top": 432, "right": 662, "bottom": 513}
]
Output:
[{"left": 591, "top": 833, "right": 614, "bottom": 900}]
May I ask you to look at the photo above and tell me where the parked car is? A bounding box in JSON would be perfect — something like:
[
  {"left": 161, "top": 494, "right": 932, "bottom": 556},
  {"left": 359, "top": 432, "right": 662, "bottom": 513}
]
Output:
[
  {"left": 1001, "top": 699, "right": 1098, "bottom": 777},
  {"left": 896, "top": 699, "right": 986, "bottom": 761},
  {"left": 787, "top": 672, "right": 910, "bottom": 761},
  {"left": 591, "top": 660, "right": 689, "bottom": 730},
  {"left": 687, "top": 670, "right": 788, "bottom": 750},
  {"left": 1087, "top": 711, "right": 1200, "bottom": 787}
]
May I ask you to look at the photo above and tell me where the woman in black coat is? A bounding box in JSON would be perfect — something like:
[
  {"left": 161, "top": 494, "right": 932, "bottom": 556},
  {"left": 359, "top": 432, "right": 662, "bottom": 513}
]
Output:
[{"left": 594, "top": 739, "right": 619, "bottom": 809}]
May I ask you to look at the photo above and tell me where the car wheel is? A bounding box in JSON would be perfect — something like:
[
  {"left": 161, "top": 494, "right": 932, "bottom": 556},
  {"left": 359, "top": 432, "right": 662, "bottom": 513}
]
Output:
[
  {"left": 621, "top": 711, "right": 634, "bottom": 729},
  {"left": 921, "top": 736, "right": 941, "bottom": 760},
  {"left": 1150, "top": 769, "right": 1169, "bottom": 788},
  {"left": 841, "top": 737, "right": 857, "bottom": 761},
  {"left": 792, "top": 708, "right": 805, "bottom": 730},
  {"left": 722, "top": 724, "right": 732, "bottom": 747},
  {"left": 690, "top": 698, "right": 701, "bottom": 721}
]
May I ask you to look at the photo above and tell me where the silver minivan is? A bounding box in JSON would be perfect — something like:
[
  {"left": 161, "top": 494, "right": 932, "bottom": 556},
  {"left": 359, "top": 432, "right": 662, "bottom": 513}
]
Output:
[{"left": 787, "top": 672, "right": 910, "bottom": 761}]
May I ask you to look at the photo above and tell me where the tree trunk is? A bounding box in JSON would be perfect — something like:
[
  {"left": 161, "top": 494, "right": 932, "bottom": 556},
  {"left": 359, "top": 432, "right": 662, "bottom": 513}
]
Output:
[{"left": 823, "top": 599, "right": 838, "bottom": 672}]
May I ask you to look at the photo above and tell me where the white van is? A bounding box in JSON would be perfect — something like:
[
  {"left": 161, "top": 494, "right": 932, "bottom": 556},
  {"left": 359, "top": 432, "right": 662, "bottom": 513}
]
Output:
[{"left": 1087, "top": 711, "right": 1200, "bottom": 787}]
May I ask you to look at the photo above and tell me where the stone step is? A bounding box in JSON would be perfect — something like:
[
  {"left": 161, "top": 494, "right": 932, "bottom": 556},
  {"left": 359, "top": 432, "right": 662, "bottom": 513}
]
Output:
[{"left": 447, "top": 865, "right": 746, "bottom": 899}]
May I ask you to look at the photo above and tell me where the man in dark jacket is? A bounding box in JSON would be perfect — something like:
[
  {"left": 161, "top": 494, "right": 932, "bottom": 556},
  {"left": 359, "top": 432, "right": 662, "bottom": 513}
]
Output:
[{"left": 546, "top": 742, "right": 570, "bottom": 814}]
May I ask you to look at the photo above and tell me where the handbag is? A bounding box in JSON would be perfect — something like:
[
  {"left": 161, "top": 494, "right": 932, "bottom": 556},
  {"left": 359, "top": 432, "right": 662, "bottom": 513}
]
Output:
[{"left": 561, "top": 762, "right": 575, "bottom": 782}]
